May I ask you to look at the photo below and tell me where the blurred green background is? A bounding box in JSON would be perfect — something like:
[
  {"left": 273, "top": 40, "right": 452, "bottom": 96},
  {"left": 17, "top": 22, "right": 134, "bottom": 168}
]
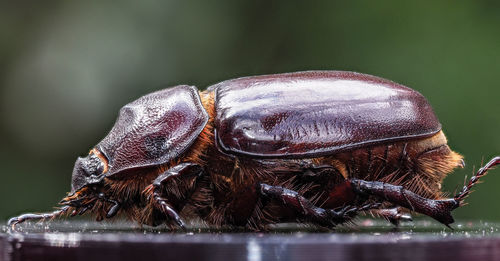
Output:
[{"left": 1, "top": 1, "right": 499, "bottom": 222}]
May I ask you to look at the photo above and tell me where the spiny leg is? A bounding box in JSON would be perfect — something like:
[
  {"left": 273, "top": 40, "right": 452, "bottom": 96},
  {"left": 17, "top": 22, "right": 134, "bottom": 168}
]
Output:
[
  {"left": 9, "top": 188, "right": 124, "bottom": 229},
  {"left": 351, "top": 156, "right": 500, "bottom": 227},
  {"left": 59, "top": 190, "right": 120, "bottom": 221},
  {"left": 8, "top": 206, "right": 71, "bottom": 229},
  {"left": 351, "top": 179, "right": 457, "bottom": 225},
  {"left": 152, "top": 193, "right": 186, "bottom": 230},
  {"left": 146, "top": 162, "right": 203, "bottom": 230},
  {"left": 259, "top": 183, "right": 380, "bottom": 228}
]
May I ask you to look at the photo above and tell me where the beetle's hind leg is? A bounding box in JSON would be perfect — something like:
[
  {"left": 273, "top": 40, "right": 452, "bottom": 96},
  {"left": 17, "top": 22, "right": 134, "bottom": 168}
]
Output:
[
  {"left": 351, "top": 178, "right": 459, "bottom": 226},
  {"left": 259, "top": 184, "right": 381, "bottom": 228},
  {"left": 350, "top": 156, "right": 500, "bottom": 227},
  {"left": 7, "top": 206, "right": 71, "bottom": 229}
]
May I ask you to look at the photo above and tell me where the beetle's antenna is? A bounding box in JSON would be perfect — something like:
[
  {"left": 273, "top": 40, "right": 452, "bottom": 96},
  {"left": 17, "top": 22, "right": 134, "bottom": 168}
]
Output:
[{"left": 454, "top": 156, "right": 500, "bottom": 205}]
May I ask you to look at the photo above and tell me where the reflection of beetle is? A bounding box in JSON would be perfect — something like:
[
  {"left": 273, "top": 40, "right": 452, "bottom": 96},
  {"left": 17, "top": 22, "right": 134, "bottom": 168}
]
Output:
[{"left": 9, "top": 71, "right": 500, "bottom": 230}]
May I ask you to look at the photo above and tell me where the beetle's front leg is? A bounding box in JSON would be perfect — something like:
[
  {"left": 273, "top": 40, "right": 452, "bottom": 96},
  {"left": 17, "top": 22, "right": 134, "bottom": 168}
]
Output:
[
  {"left": 147, "top": 163, "right": 203, "bottom": 230},
  {"left": 96, "top": 193, "right": 121, "bottom": 219},
  {"left": 259, "top": 184, "right": 380, "bottom": 228},
  {"left": 8, "top": 206, "right": 71, "bottom": 229}
]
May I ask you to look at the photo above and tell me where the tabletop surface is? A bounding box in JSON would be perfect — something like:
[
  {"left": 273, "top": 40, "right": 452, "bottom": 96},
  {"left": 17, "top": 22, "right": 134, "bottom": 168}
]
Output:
[{"left": 1, "top": 219, "right": 500, "bottom": 261}]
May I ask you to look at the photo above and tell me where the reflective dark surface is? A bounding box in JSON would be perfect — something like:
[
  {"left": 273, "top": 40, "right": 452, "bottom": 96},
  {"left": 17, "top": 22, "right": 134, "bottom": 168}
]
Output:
[
  {"left": 213, "top": 71, "right": 441, "bottom": 158},
  {"left": 2, "top": 219, "right": 500, "bottom": 261}
]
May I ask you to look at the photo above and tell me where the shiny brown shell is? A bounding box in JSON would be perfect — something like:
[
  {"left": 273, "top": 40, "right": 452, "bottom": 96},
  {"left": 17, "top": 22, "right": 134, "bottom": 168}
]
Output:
[
  {"left": 211, "top": 71, "right": 441, "bottom": 158},
  {"left": 98, "top": 85, "right": 208, "bottom": 176}
]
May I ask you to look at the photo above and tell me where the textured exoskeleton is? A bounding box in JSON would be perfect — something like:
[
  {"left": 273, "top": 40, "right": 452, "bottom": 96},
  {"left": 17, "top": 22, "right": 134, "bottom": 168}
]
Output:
[{"left": 9, "top": 71, "right": 500, "bottom": 230}]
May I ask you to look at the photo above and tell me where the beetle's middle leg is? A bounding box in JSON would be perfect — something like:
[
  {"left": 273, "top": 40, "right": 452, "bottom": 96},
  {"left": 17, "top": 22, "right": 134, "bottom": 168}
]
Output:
[
  {"left": 259, "top": 183, "right": 380, "bottom": 228},
  {"left": 350, "top": 156, "right": 500, "bottom": 227}
]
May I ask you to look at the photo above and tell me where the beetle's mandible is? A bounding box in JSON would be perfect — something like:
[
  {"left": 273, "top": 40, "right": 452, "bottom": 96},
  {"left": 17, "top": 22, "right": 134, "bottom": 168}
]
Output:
[{"left": 9, "top": 71, "right": 500, "bottom": 230}]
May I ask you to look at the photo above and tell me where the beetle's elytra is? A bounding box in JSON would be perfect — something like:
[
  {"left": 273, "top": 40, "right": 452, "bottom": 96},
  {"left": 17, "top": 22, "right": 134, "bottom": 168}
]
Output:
[{"left": 9, "top": 71, "right": 499, "bottom": 230}]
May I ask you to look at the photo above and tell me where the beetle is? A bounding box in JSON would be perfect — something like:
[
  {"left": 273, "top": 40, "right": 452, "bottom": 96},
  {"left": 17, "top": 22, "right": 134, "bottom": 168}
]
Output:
[{"left": 8, "top": 71, "right": 500, "bottom": 230}]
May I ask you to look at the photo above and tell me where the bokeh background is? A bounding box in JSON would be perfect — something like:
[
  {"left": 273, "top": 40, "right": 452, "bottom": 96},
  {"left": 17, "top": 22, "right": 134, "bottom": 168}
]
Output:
[{"left": 1, "top": 1, "right": 499, "bottom": 222}]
